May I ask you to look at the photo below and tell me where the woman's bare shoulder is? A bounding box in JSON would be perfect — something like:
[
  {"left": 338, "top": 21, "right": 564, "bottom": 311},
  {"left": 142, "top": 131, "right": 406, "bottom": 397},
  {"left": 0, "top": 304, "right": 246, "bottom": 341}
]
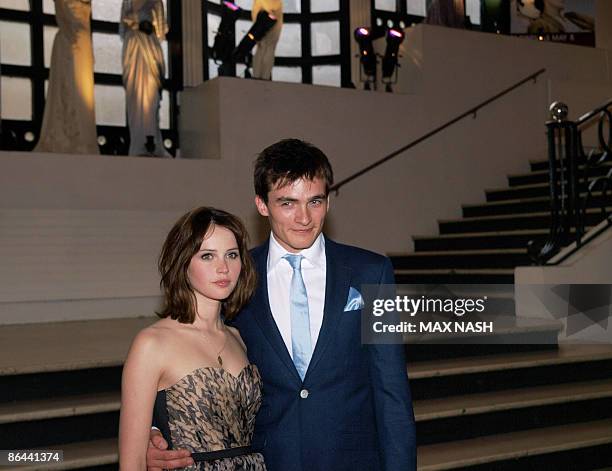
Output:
[{"left": 129, "top": 319, "right": 179, "bottom": 355}]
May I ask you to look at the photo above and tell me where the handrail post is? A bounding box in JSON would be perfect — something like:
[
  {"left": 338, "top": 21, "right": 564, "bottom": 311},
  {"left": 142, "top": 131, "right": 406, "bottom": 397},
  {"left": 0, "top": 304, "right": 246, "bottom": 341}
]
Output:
[
  {"left": 531, "top": 102, "right": 580, "bottom": 263},
  {"left": 567, "top": 122, "right": 582, "bottom": 246},
  {"left": 533, "top": 100, "right": 612, "bottom": 265}
]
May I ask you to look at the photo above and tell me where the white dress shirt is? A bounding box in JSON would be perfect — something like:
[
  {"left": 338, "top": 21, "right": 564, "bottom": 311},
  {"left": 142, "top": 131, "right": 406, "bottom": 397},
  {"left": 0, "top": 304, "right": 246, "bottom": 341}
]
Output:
[{"left": 267, "top": 232, "right": 326, "bottom": 358}]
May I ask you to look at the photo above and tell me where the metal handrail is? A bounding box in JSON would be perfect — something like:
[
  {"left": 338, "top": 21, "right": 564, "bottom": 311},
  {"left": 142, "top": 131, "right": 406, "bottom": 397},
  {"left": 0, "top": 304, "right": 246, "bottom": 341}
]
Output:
[
  {"left": 330, "top": 68, "right": 547, "bottom": 194},
  {"left": 547, "top": 215, "right": 612, "bottom": 266},
  {"left": 576, "top": 99, "right": 612, "bottom": 126},
  {"left": 530, "top": 99, "right": 612, "bottom": 264}
]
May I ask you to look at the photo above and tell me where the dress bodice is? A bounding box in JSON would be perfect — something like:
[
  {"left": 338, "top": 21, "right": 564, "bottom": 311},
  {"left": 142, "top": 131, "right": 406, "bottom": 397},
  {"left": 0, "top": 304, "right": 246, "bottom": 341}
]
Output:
[
  {"left": 55, "top": 0, "right": 92, "bottom": 38},
  {"left": 154, "top": 364, "right": 266, "bottom": 470},
  {"left": 120, "top": 0, "right": 168, "bottom": 40}
]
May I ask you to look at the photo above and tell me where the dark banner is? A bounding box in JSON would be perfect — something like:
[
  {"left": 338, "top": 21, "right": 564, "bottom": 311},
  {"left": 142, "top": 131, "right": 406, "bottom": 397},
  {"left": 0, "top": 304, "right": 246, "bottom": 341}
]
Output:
[{"left": 360, "top": 284, "right": 612, "bottom": 345}]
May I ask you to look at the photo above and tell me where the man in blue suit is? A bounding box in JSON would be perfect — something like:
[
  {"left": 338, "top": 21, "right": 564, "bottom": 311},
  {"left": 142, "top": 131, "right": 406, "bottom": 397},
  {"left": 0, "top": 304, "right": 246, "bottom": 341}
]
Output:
[{"left": 147, "top": 139, "right": 416, "bottom": 470}]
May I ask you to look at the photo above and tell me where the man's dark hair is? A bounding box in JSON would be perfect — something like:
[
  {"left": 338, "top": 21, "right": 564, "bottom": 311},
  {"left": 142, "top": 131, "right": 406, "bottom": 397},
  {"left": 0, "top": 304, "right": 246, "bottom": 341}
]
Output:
[{"left": 254, "top": 139, "right": 334, "bottom": 202}]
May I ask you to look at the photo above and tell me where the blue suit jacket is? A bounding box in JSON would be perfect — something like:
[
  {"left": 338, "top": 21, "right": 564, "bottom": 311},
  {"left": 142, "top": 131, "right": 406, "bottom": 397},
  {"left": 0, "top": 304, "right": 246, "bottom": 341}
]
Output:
[{"left": 232, "top": 237, "right": 417, "bottom": 471}]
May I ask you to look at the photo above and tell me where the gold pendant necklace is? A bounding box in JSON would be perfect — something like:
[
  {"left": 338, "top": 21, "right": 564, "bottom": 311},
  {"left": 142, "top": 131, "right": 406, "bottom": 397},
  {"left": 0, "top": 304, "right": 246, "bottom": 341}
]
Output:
[{"left": 216, "top": 328, "right": 228, "bottom": 367}]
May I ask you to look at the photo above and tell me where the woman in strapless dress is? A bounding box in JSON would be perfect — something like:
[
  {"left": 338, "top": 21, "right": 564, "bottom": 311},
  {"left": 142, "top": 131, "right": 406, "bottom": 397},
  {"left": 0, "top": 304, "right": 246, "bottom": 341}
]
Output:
[{"left": 119, "top": 207, "right": 264, "bottom": 470}]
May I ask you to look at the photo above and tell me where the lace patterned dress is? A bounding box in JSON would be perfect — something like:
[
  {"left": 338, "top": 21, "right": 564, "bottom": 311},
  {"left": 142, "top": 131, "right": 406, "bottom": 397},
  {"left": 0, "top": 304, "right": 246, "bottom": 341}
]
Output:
[{"left": 153, "top": 364, "right": 266, "bottom": 470}]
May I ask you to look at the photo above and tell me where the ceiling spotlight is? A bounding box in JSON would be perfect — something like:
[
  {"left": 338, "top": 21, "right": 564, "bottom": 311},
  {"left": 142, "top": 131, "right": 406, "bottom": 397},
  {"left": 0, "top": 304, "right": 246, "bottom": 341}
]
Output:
[
  {"left": 382, "top": 28, "right": 405, "bottom": 92},
  {"left": 24, "top": 131, "right": 35, "bottom": 142},
  {"left": 97, "top": 135, "right": 107, "bottom": 146},
  {"left": 163, "top": 138, "right": 173, "bottom": 149},
  {"left": 354, "top": 26, "right": 377, "bottom": 85},
  {"left": 212, "top": 1, "right": 241, "bottom": 76},
  {"left": 232, "top": 10, "right": 277, "bottom": 64}
]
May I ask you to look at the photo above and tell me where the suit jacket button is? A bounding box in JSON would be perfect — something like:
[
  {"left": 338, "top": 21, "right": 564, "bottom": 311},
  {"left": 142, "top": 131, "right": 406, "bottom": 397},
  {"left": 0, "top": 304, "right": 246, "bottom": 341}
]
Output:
[{"left": 300, "top": 389, "right": 309, "bottom": 399}]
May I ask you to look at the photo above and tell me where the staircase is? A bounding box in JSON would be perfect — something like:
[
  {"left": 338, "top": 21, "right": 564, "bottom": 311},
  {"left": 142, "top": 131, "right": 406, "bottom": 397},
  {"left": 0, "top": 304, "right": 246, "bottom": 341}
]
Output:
[
  {"left": 413, "top": 345, "right": 612, "bottom": 470},
  {"left": 1, "top": 324, "right": 611, "bottom": 471},
  {"left": 392, "top": 157, "right": 612, "bottom": 284},
  {"left": 0, "top": 318, "right": 154, "bottom": 471},
  {"left": 389, "top": 157, "right": 612, "bottom": 469}
]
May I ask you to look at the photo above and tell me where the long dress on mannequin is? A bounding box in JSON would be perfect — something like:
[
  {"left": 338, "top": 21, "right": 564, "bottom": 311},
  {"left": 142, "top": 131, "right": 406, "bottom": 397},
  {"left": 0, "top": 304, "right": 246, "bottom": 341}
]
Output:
[
  {"left": 251, "top": 0, "right": 283, "bottom": 80},
  {"left": 35, "top": 0, "right": 98, "bottom": 154},
  {"left": 425, "top": 0, "right": 465, "bottom": 28},
  {"left": 120, "top": 0, "right": 169, "bottom": 157}
]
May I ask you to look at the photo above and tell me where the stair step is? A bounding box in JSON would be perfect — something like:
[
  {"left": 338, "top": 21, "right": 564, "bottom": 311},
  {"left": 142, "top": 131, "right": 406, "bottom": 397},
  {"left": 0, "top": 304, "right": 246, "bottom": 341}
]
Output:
[
  {"left": 530, "top": 158, "right": 550, "bottom": 171},
  {"left": 416, "top": 381, "right": 612, "bottom": 446},
  {"left": 409, "top": 344, "right": 612, "bottom": 379},
  {"left": 0, "top": 367, "right": 123, "bottom": 404},
  {"left": 486, "top": 179, "right": 608, "bottom": 201},
  {"left": 530, "top": 157, "right": 612, "bottom": 171},
  {"left": 0, "top": 317, "right": 155, "bottom": 376},
  {"left": 439, "top": 208, "right": 611, "bottom": 234},
  {"left": 412, "top": 230, "right": 551, "bottom": 251},
  {"left": 391, "top": 249, "right": 529, "bottom": 269},
  {"left": 395, "top": 269, "right": 514, "bottom": 284},
  {"left": 463, "top": 192, "right": 612, "bottom": 218},
  {"left": 0, "top": 392, "right": 120, "bottom": 425},
  {"left": 486, "top": 183, "right": 554, "bottom": 201},
  {"left": 414, "top": 379, "right": 612, "bottom": 421},
  {"left": 418, "top": 419, "right": 612, "bottom": 470},
  {"left": 1, "top": 408, "right": 118, "bottom": 449},
  {"left": 508, "top": 162, "right": 612, "bottom": 186},
  {"left": 408, "top": 347, "right": 612, "bottom": 402},
  {"left": 2, "top": 438, "right": 117, "bottom": 471}
]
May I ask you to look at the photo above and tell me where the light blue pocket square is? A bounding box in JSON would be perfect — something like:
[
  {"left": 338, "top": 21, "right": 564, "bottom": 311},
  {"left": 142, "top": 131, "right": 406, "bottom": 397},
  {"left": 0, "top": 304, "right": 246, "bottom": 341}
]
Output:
[{"left": 344, "top": 287, "right": 364, "bottom": 311}]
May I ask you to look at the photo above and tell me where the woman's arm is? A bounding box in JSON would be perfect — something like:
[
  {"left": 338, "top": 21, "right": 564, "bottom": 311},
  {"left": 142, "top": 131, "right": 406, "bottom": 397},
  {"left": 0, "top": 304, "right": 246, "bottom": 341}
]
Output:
[{"left": 119, "top": 329, "right": 164, "bottom": 471}]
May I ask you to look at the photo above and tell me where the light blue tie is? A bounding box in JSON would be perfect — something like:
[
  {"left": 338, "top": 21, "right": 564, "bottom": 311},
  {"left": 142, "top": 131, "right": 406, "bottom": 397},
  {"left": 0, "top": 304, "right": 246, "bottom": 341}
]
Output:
[{"left": 284, "top": 254, "right": 312, "bottom": 380}]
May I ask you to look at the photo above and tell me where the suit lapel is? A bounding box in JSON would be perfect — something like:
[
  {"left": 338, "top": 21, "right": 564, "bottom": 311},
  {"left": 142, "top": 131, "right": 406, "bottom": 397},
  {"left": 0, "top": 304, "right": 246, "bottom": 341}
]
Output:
[
  {"left": 251, "top": 242, "right": 302, "bottom": 383},
  {"left": 305, "top": 237, "right": 351, "bottom": 379}
]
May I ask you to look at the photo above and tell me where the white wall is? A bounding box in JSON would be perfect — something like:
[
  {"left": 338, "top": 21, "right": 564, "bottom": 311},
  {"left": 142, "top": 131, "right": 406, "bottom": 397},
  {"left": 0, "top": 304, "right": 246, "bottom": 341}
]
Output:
[
  {"left": 0, "top": 209, "right": 174, "bottom": 324},
  {"left": 595, "top": 0, "right": 612, "bottom": 51}
]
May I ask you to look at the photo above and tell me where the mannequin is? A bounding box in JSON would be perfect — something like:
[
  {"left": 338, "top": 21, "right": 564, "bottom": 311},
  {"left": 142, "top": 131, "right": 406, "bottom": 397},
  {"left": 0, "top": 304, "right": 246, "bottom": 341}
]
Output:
[
  {"left": 120, "top": 0, "right": 169, "bottom": 156},
  {"left": 35, "top": 0, "right": 98, "bottom": 154}
]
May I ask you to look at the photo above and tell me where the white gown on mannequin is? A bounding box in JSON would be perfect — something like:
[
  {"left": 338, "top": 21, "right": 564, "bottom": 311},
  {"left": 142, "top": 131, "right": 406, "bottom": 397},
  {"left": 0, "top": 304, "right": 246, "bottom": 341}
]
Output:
[
  {"left": 120, "top": 0, "right": 169, "bottom": 157},
  {"left": 35, "top": 0, "right": 98, "bottom": 154}
]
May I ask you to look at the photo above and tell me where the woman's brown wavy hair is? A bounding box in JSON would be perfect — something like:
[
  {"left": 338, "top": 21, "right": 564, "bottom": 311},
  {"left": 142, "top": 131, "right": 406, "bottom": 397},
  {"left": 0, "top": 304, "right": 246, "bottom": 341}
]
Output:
[{"left": 157, "top": 207, "right": 257, "bottom": 323}]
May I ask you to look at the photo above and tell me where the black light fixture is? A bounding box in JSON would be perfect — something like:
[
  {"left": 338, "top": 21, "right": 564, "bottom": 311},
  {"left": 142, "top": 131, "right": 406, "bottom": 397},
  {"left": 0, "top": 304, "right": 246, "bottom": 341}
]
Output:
[
  {"left": 232, "top": 10, "right": 278, "bottom": 75},
  {"left": 354, "top": 27, "right": 377, "bottom": 89},
  {"left": 212, "top": 1, "right": 241, "bottom": 76},
  {"left": 381, "top": 28, "right": 405, "bottom": 92}
]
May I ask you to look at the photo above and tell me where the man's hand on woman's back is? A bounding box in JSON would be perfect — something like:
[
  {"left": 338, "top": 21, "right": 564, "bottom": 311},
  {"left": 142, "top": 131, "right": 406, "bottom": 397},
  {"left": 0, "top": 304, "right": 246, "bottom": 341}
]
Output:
[{"left": 146, "top": 429, "right": 194, "bottom": 470}]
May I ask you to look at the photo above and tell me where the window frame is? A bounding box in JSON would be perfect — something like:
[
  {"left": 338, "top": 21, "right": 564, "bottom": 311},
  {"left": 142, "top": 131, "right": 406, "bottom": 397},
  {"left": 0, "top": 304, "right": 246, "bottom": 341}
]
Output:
[
  {"left": 202, "top": 0, "right": 351, "bottom": 87},
  {"left": 0, "top": 0, "right": 183, "bottom": 154}
]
